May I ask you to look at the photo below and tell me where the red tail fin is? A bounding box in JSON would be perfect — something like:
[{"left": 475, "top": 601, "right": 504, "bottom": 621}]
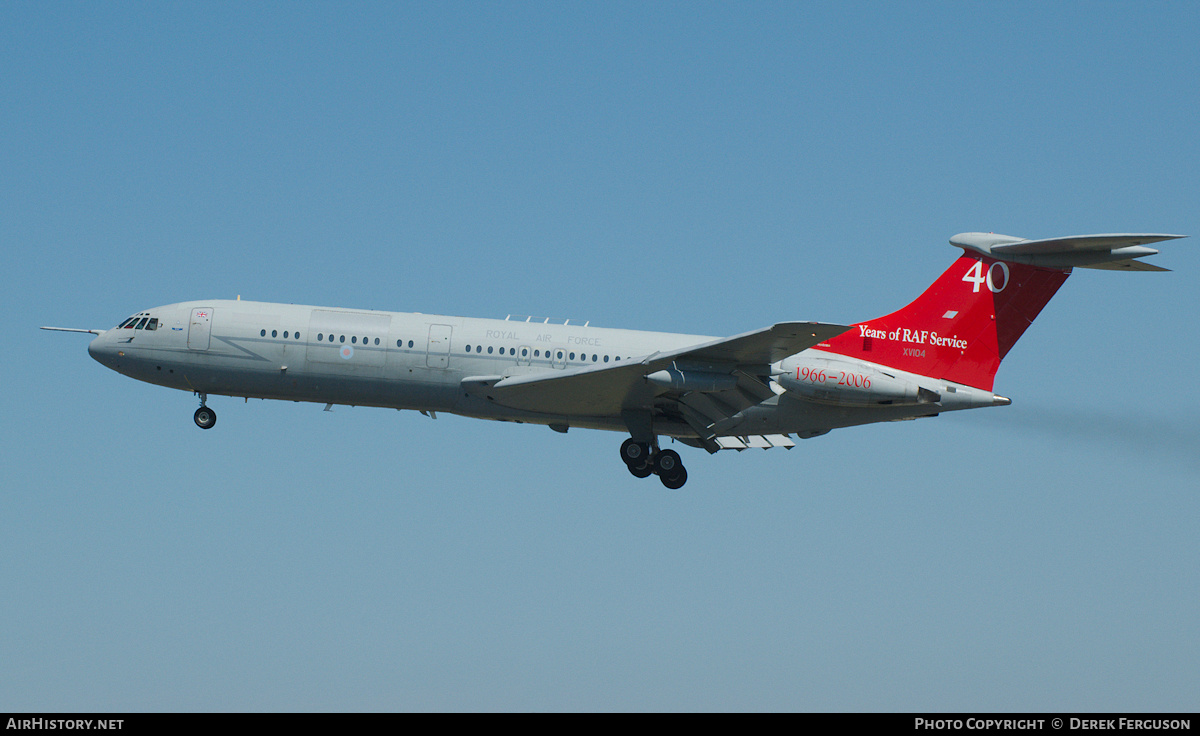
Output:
[{"left": 820, "top": 253, "right": 1070, "bottom": 391}]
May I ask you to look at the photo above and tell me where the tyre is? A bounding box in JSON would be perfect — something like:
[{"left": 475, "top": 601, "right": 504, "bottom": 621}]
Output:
[
  {"left": 660, "top": 467, "right": 688, "bottom": 489},
  {"left": 627, "top": 462, "right": 653, "bottom": 478},
  {"left": 652, "top": 449, "right": 681, "bottom": 476},
  {"left": 194, "top": 406, "right": 217, "bottom": 429},
  {"left": 620, "top": 438, "right": 650, "bottom": 466}
]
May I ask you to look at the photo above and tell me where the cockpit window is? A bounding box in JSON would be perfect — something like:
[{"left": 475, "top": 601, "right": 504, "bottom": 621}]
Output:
[
  {"left": 135, "top": 317, "right": 149, "bottom": 330},
  {"left": 145, "top": 318, "right": 158, "bottom": 331},
  {"left": 120, "top": 317, "right": 138, "bottom": 328}
]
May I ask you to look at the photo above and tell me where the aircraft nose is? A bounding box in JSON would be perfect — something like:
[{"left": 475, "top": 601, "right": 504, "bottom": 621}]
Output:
[{"left": 88, "top": 333, "right": 116, "bottom": 367}]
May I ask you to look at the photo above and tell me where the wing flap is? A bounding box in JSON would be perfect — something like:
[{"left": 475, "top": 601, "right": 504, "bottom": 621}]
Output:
[{"left": 713, "top": 434, "right": 796, "bottom": 451}]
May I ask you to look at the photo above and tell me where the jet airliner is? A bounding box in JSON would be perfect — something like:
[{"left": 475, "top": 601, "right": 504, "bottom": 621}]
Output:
[{"left": 45, "top": 232, "right": 1184, "bottom": 488}]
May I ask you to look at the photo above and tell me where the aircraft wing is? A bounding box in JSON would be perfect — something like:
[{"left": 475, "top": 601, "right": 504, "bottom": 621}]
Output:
[
  {"left": 462, "top": 321, "right": 849, "bottom": 417},
  {"left": 649, "top": 320, "right": 850, "bottom": 366}
]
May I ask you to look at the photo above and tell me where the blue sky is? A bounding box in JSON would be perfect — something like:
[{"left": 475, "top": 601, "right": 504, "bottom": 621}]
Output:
[{"left": 3, "top": 2, "right": 1198, "bottom": 711}]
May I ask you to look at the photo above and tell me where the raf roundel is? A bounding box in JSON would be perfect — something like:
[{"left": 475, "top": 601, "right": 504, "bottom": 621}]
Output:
[{"left": 340, "top": 345, "right": 354, "bottom": 360}]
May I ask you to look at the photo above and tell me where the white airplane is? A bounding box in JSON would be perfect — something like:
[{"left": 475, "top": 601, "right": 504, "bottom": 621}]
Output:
[{"left": 45, "top": 231, "right": 1184, "bottom": 488}]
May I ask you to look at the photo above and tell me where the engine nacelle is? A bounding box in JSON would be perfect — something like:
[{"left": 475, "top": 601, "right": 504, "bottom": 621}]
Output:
[
  {"left": 646, "top": 364, "right": 738, "bottom": 392},
  {"left": 778, "top": 356, "right": 937, "bottom": 406}
]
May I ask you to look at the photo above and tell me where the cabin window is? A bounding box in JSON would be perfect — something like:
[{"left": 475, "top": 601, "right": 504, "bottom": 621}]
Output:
[
  {"left": 272, "top": 330, "right": 278, "bottom": 338},
  {"left": 603, "top": 355, "right": 609, "bottom": 362},
  {"left": 487, "top": 346, "right": 493, "bottom": 354},
  {"left": 351, "top": 336, "right": 357, "bottom": 344},
  {"left": 339, "top": 335, "right": 345, "bottom": 343},
  {"left": 283, "top": 331, "right": 289, "bottom": 338}
]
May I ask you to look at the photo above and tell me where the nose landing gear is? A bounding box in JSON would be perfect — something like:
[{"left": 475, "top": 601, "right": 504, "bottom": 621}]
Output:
[
  {"left": 193, "top": 393, "right": 216, "bottom": 429},
  {"left": 620, "top": 438, "right": 688, "bottom": 488}
]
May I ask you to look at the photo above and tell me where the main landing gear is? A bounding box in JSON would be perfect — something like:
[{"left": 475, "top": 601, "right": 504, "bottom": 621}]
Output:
[
  {"left": 620, "top": 438, "right": 688, "bottom": 489},
  {"left": 194, "top": 393, "right": 216, "bottom": 430}
]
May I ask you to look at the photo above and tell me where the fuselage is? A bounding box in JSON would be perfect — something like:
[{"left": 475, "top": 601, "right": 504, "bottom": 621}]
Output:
[{"left": 87, "top": 299, "right": 1000, "bottom": 441}]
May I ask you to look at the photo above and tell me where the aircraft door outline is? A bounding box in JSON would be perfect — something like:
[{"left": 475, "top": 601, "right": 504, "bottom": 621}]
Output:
[
  {"left": 187, "top": 307, "right": 213, "bottom": 350},
  {"left": 427, "top": 324, "right": 452, "bottom": 369}
]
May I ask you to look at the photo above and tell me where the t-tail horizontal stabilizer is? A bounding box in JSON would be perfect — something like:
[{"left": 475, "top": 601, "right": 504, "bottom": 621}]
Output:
[{"left": 950, "top": 232, "right": 1186, "bottom": 271}]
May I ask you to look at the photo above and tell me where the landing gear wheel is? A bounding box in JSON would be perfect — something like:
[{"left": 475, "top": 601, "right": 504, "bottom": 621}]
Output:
[
  {"left": 627, "top": 462, "right": 653, "bottom": 479},
  {"left": 620, "top": 438, "right": 651, "bottom": 467},
  {"left": 660, "top": 467, "right": 688, "bottom": 489},
  {"left": 652, "top": 449, "right": 682, "bottom": 476},
  {"left": 194, "top": 406, "right": 217, "bottom": 430}
]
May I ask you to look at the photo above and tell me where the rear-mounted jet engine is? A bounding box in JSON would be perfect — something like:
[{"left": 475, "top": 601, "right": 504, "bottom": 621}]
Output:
[{"left": 777, "top": 356, "right": 940, "bottom": 406}]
